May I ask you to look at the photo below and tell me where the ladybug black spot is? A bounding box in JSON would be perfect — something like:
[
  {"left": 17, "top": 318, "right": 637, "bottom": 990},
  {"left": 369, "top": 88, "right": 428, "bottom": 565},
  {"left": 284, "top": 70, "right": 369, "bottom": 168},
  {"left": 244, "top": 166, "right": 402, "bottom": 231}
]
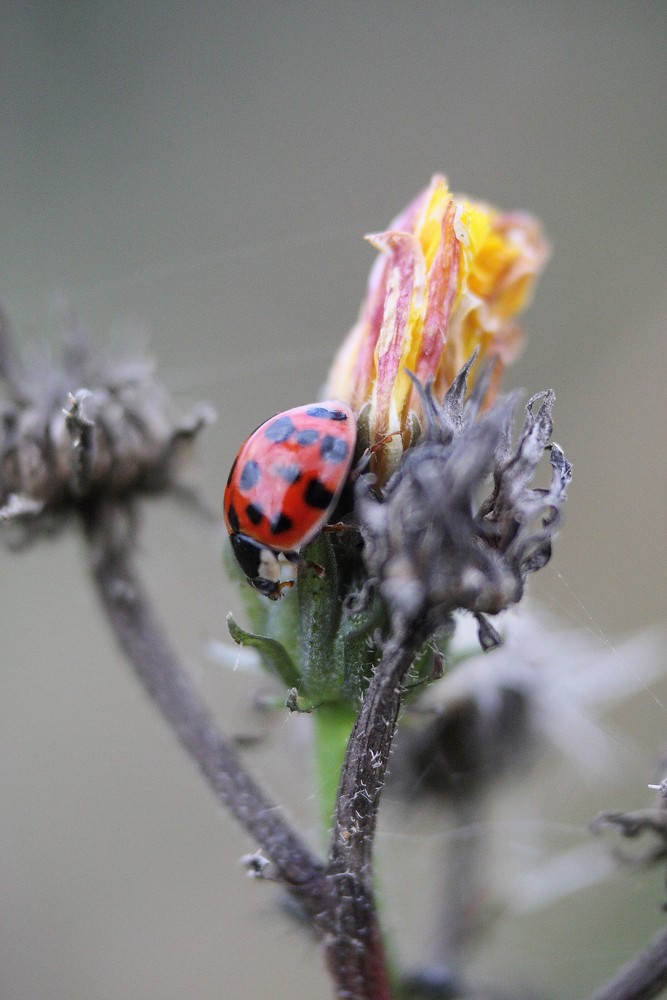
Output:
[
  {"left": 239, "top": 460, "right": 261, "bottom": 491},
  {"left": 305, "top": 478, "right": 334, "bottom": 510},
  {"left": 320, "top": 435, "right": 349, "bottom": 464},
  {"left": 227, "top": 503, "right": 240, "bottom": 533},
  {"left": 306, "top": 406, "right": 348, "bottom": 422},
  {"left": 245, "top": 503, "right": 264, "bottom": 525},
  {"left": 274, "top": 463, "right": 302, "bottom": 484},
  {"left": 264, "top": 416, "right": 295, "bottom": 443},
  {"left": 295, "top": 428, "right": 320, "bottom": 446},
  {"left": 271, "top": 513, "right": 294, "bottom": 535}
]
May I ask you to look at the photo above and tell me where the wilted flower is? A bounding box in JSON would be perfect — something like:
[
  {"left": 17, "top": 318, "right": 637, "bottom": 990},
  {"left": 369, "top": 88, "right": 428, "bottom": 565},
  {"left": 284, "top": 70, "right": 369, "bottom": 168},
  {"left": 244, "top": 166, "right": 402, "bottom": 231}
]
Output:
[
  {"left": 356, "top": 357, "right": 571, "bottom": 638},
  {"left": 325, "top": 175, "right": 550, "bottom": 482},
  {"left": 0, "top": 308, "right": 212, "bottom": 543}
]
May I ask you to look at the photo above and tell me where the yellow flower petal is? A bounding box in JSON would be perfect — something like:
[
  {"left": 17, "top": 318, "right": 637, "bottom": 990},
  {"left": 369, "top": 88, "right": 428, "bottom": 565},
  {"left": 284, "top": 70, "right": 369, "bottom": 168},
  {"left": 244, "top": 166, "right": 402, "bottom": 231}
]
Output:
[{"left": 325, "top": 176, "right": 550, "bottom": 483}]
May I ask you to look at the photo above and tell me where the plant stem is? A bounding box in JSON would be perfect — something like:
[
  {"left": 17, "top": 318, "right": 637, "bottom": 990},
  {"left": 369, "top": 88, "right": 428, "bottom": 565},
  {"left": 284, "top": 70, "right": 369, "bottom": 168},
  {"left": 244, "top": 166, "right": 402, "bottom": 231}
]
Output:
[
  {"left": 83, "top": 500, "right": 324, "bottom": 905},
  {"left": 322, "top": 621, "right": 428, "bottom": 1000}
]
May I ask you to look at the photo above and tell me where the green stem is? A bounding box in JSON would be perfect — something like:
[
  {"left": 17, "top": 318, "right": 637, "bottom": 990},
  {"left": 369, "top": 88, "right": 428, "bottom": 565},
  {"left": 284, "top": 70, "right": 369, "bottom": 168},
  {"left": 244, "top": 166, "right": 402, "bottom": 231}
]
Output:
[{"left": 313, "top": 700, "right": 357, "bottom": 837}]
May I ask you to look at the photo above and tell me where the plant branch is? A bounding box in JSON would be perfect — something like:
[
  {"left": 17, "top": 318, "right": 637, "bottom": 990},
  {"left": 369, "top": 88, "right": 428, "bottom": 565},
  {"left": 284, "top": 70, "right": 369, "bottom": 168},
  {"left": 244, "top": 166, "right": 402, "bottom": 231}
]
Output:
[
  {"left": 585, "top": 922, "right": 667, "bottom": 1000},
  {"left": 322, "top": 620, "right": 428, "bottom": 1000},
  {"left": 82, "top": 499, "right": 325, "bottom": 905},
  {"left": 331, "top": 623, "right": 425, "bottom": 870}
]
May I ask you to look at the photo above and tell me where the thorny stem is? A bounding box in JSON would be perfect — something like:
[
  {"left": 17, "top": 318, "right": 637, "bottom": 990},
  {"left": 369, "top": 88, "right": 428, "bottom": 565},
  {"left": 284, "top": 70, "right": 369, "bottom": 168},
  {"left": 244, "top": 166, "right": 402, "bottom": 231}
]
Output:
[
  {"left": 82, "top": 500, "right": 325, "bottom": 906},
  {"left": 585, "top": 923, "right": 667, "bottom": 1000}
]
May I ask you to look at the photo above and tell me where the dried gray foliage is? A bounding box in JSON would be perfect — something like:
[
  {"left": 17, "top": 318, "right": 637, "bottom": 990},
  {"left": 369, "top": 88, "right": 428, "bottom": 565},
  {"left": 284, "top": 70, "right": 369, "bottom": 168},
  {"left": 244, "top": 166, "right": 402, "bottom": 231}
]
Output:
[
  {"left": 0, "top": 307, "right": 213, "bottom": 541},
  {"left": 356, "top": 356, "right": 572, "bottom": 646}
]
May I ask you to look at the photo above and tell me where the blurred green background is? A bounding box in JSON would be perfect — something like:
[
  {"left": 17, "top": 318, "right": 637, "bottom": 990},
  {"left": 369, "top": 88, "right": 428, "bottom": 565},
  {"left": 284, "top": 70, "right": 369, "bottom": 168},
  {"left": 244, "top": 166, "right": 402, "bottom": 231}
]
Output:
[{"left": 1, "top": 3, "right": 666, "bottom": 998}]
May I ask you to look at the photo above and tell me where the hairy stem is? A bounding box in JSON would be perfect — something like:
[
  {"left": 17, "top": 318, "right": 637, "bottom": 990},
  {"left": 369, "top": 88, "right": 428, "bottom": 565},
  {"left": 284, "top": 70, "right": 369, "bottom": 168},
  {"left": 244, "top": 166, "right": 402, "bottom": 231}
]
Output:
[
  {"left": 322, "top": 621, "right": 427, "bottom": 1000},
  {"left": 83, "top": 500, "right": 324, "bottom": 903}
]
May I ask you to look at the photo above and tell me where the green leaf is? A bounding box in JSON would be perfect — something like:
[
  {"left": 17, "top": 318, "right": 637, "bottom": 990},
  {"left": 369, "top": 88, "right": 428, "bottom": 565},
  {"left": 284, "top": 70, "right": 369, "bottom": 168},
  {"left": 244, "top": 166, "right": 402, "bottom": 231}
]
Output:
[{"left": 226, "top": 613, "right": 301, "bottom": 688}]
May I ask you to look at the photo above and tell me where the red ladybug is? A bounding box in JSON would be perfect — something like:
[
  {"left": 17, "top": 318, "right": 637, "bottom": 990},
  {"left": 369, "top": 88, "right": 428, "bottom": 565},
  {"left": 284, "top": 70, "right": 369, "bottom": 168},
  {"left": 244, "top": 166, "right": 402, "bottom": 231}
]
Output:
[{"left": 224, "top": 401, "right": 357, "bottom": 599}]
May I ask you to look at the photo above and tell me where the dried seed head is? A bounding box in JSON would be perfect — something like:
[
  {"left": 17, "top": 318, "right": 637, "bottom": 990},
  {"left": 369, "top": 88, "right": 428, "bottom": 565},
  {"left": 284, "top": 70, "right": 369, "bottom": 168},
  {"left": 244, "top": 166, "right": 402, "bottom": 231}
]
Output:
[
  {"left": 355, "top": 358, "right": 571, "bottom": 638},
  {"left": 0, "top": 308, "right": 213, "bottom": 543}
]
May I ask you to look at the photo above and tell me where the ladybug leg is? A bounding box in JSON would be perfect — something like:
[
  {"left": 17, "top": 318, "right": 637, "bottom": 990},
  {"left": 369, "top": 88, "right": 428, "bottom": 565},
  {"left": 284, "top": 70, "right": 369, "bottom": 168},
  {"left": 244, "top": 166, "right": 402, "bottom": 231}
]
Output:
[
  {"left": 321, "top": 518, "right": 364, "bottom": 542},
  {"left": 283, "top": 550, "right": 325, "bottom": 578},
  {"left": 321, "top": 521, "right": 348, "bottom": 534},
  {"left": 350, "top": 430, "right": 403, "bottom": 482}
]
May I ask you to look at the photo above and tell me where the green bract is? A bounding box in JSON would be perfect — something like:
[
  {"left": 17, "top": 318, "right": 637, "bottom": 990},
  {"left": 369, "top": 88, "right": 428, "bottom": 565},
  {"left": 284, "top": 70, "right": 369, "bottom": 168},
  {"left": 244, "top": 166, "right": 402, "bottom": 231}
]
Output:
[{"left": 226, "top": 529, "right": 385, "bottom": 708}]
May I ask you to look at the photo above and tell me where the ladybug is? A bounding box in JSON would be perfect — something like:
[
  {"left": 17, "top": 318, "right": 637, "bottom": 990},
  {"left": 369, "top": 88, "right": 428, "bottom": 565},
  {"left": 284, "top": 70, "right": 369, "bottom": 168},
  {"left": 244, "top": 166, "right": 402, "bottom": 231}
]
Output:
[{"left": 224, "top": 400, "right": 357, "bottom": 599}]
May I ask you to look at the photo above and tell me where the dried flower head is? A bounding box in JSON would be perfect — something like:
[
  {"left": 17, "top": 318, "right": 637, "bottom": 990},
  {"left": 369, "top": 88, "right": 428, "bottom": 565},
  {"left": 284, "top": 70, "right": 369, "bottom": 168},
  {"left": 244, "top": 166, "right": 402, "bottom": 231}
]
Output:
[
  {"left": 355, "top": 356, "right": 571, "bottom": 640},
  {"left": 0, "top": 308, "right": 212, "bottom": 543},
  {"left": 325, "top": 175, "right": 550, "bottom": 482}
]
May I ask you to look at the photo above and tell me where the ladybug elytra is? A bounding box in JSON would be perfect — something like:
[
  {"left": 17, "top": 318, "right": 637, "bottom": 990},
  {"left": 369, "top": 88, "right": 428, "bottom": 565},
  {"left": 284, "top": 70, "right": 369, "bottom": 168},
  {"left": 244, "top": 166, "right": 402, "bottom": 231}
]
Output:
[{"left": 224, "top": 401, "right": 357, "bottom": 599}]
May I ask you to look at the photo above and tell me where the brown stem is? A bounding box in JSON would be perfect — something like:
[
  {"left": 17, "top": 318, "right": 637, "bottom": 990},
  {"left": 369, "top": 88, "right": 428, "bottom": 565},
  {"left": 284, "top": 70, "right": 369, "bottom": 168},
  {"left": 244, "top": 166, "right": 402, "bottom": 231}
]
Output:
[
  {"left": 323, "top": 623, "right": 427, "bottom": 1000},
  {"left": 585, "top": 922, "right": 667, "bottom": 1000},
  {"left": 82, "top": 500, "right": 324, "bottom": 905}
]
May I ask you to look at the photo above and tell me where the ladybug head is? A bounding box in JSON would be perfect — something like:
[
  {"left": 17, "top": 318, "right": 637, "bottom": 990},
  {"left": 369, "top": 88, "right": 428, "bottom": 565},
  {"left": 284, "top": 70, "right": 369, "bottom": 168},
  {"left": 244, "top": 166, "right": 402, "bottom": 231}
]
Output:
[{"left": 229, "top": 533, "right": 284, "bottom": 600}]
